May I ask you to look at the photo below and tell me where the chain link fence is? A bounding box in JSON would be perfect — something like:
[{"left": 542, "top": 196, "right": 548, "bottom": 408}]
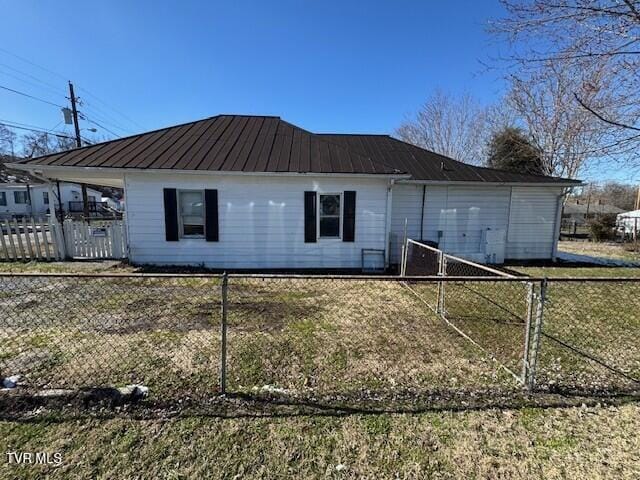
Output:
[
  {"left": 0, "top": 274, "right": 222, "bottom": 410},
  {"left": 1, "top": 272, "right": 638, "bottom": 417},
  {"left": 537, "top": 279, "right": 640, "bottom": 394}
]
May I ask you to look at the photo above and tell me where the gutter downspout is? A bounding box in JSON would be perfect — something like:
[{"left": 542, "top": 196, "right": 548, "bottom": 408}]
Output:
[
  {"left": 384, "top": 179, "right": 395, "bottom": 269},
  {"left": 419, "top": 184, "right": 426, "bottom": 242},
  {"left": 552, "top": 188, "right": 568, "bottom": 262}
]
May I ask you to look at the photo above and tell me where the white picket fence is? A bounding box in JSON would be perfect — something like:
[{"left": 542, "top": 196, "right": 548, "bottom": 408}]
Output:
[{"left": 0, "top": 218, "right": 127, "bottom": 261}]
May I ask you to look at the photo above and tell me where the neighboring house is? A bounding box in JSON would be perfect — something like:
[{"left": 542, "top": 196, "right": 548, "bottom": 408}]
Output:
[
  {"left": 9, "top": 115, "right": 580, "bottom": 269},
  {"left": 101, "top": 196, "right": 123, "bottom": 212},
  {"left": 617, "top": 209, "right": 640, "bottom": 236},
  {"left": 563, "top": 200, "right": 624, "bottom": 226},
  {"left": 0, "top": 181, "right": 104, "bottom": 220}
]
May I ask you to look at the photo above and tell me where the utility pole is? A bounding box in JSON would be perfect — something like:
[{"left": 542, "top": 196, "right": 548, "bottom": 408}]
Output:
[
  {"left": 68, "top": 81, "right": 90, "bottom": 221},
  {"left": 635, "top": 185, "right": 640, "bottom": 211},
  {"left": 68, "top": 81, "right": 82, "bottom": 148}
]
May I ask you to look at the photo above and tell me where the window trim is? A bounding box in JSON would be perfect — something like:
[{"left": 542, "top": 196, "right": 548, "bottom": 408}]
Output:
[
  {"left": 0, "top": 192, "right": 6, "bottom": 206},
  {"left": 317, "top": 192, "right": 342, "bottom": 240},
  {"left": 13, "top": 191, "right": 29, "bottom": 205},
  {"left": 178, "top": 189, "right": 206, "bottom": 239}
]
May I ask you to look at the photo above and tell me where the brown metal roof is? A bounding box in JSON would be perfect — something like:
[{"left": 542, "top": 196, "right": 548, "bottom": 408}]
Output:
[
  {"left": 19, "top": 115, "right": 400, "bottom": 175},
  {"left": 17, "top": 114, "right": 578, "bottom": 184},
  {"left": 319, "top": 134, "right": 577, "bottom": 184}
]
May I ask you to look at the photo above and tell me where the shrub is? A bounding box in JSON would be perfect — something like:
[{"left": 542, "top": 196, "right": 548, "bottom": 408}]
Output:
[{"left": 587, "top": 214, "right": 617, "bottom": 241}]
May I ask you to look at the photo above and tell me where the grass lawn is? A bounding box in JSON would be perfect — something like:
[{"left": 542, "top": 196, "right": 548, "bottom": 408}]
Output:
[
  {"left": 1, "top": 403, "right": 639, "bottom": 478},
  {"left": 557, "top": 240, "right": 640, "bottom": 264},
  {"left": 1, "top": 260, "right": 639, "bottom": 478}
]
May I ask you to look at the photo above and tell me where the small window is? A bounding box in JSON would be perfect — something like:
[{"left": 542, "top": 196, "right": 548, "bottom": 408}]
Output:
[
  {"left": 318, "top": 193, "right": 341, "bottom": 238},
  {"left": 43, "top": 191, "right": 49, "bottom": 204},
  {"left": 0, "top": 192, "right": 6, "bottom": 206},
  {"left": 179, "top": 190, "right": 205, "bottom": 237},
  {"left": 14, "top": 191, "right": 29, "bottom": 204}
]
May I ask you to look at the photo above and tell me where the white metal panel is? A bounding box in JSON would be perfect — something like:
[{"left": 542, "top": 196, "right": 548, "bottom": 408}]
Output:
[
  {"left": 507, "top": 186, "right": 562, "bottom": 259},
  {"left": 429, "top": 186, "right": 511, "bottom": 256},
  {"left": 390, "top": 184, "right": 562, "bottom": 263},
  {"left": 124, "top": 173, "right": 389, "bottom": 269},
  {"left": 389, "top": 184, "right": 423, "bottom": 263}
]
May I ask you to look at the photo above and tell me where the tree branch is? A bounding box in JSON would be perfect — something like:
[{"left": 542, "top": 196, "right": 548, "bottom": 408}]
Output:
[{"left": 573, "top": 93, "right": 640, "bottom": 132}]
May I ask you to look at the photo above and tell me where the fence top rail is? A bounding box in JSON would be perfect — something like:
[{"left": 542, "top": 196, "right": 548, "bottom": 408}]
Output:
[
  {"left": 406, "top": 238, "right": 515, "bottom": 278},
  {"left": 0, "top": 272, "right": 638, "bottom": 282}
]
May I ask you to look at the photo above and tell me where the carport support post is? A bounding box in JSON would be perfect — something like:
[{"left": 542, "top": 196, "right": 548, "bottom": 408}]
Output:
[
  {"left": 219, "top": 272, "right": 228, "bottom": 395},
  {"left": 526, "top": 279, "right": 547, "bottom": 391}
]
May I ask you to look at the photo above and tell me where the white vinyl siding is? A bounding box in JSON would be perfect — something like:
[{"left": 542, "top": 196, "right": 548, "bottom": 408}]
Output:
[{"left": 124, "top": 173, "right": 389, "bottom": 269}]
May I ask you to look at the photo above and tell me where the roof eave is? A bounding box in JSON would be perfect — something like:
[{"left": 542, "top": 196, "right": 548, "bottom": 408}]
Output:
[
  {"left": 6, "top": 162, "right": 411, "bottom": 181},
  {"left": 397, "top": 178, "right": 582, "bottom": 187}
]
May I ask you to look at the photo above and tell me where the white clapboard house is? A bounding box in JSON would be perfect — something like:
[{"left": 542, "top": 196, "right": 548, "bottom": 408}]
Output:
[
  {"left": 8, "top": 115, "right": 580, "bottom": 269},
  {"left": 0, "top": 181, "right": 104, "bottom": 220}
]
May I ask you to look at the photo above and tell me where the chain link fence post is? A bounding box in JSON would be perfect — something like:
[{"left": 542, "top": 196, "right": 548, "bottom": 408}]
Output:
[
  {"left": 526, "top": 278, "right": 547, "bottom": 391},
  {"left": 400, "top": 218, "right": 408, "bottom": 276},
  {"left": 437, "top": 253, "right": 446, "bottom": 315},
  {"left": 521, "top": 281, "right": 535, "bottom": 385},
  {"left": 219, "top": 272, "right": 228, "bottom": 395}
]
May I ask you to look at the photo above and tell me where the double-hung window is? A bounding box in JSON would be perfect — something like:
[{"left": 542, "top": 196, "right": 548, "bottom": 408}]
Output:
[
  {"left": 0, "top": 192, "right": 6, "bottom": 206},
  {"left": 318, "top": 193, "right": 341, "bottom": 238},
  {"left": 43, "top": 192, "right": 49, "bottom": 205},
  {"left": 178, "top": 190, "right": 205, "bottom": 237},
  {"left": 14, "top": 191, "right": 29, "bottom": 204}
]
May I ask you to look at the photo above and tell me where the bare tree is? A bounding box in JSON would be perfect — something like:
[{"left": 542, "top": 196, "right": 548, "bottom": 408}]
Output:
[
  {"left": 505, "top": 58, "right": 617, "bottom": 178},
  {"left": 0, "top": 125, "right": 16, "bottom": 157},
  {"left": 492, "top": 0, "right": 640, "bottom": 152},
  {"left": 21, "top": 132, "right": 77, "bottom": 158},
  {"left": 396, "top": 90, "right": 489, "bottom": 165}
]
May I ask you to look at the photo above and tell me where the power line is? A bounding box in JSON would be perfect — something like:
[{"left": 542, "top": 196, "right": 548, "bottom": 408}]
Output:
[
  {"left": 0, "top": 47, "right": 146, "bottom": 136},
  {"left": 0, "top": 119, "right": 76, "bottom": 140},
  {"left": 78, "top": 108, "right": 134, "bottom": 135},
  {"left": 0, "top": 84, "right": 64, "bottom": 108},
  {"left": 0, "top": 62, "right": 66, "bottom": 96},
  {"left": 0, "top": 69, "right": 67, "bottom": 102},
  {"left": 77, "top": 84, "right": 146, "bottom": 130},
  {"left": 80, "top": 115, "right": 120, "bottom": 137},
  {"left": 78, "top": 100, "right": 136, "bottom": 134},
  {"left": 0, "top": 47, "right": 67, "bottom": 82}
]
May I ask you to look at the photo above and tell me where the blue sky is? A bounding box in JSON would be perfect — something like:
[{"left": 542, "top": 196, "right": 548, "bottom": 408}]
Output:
[
  {"left": 0, "top": 1, "right": 634, "bottom": 182},
  {"left": 0, "top": 1, "right": 505, "bottom": 134}
]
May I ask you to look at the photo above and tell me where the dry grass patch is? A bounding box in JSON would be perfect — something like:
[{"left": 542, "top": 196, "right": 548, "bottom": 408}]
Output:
[
  {"left": 1, "top": 403, "right": 639, "bottom": 479},
  {"left": 226, "top": 278, "right": 511, "bottom": 396}
]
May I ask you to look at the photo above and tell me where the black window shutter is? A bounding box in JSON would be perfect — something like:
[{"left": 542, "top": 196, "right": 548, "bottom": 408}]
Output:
[
  {"left": 343, "top": 191, "right": 356, "bottom": 242},
  {"left": 163, "top": 188, "right": 179, "bottom": 242},
  {"left": 205, "top": 189, "right": 219, "bottom": 242},
  {"left": 304, "top": 191, "right": 317, "bottom": 243}
]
